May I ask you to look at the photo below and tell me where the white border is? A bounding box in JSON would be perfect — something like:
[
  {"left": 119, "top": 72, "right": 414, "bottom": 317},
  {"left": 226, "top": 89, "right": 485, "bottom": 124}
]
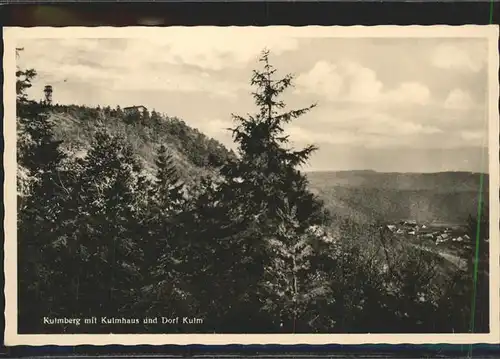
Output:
[{"left": 3, "top": 25, "right": 500, "bottom": 346}]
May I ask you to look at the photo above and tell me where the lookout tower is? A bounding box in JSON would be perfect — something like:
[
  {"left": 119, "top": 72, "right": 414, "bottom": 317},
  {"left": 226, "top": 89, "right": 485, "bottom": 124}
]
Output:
[{"left": 43, "top": 85, "right": 53, "bottom": 105}]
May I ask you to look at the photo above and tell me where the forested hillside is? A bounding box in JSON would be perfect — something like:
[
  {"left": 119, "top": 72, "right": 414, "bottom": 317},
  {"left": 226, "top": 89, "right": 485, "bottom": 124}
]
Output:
[
  {"left": 308, "top": 170, "right": 488, "bottom": 192},
  {"left": 16, "top": 49, "right": 489, "bottom": 335},
  {"left": 33, "top": 103, "right": 235, "bottom": 186},
  {"left": 307, "top": 170, "right": 488, "bottom": 224}
]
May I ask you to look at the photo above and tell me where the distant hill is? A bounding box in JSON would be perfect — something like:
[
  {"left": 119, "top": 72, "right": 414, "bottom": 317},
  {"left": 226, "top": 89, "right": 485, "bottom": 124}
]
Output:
[{"left": 306, "top": 170, "right": 488, "bottom": 224}]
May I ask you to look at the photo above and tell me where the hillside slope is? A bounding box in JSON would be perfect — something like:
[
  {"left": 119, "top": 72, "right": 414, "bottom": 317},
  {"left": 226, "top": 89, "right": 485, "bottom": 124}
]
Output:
[
  {"left": 46, "top": 104, "right": 236, "bottom": 185},
  {"left": 307, "top": 170, "right": 488, "bottom": 224},
  {"left": 307, "top": 170, "right": 488, "bottom": 192}
]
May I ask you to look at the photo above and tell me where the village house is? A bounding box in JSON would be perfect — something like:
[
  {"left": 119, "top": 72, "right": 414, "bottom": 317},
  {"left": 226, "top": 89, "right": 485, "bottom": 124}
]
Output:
[
  {"left": 386, "top": 224, "right": 397, "bottom": 232},
  {"left": 385, "top": 219, "right": 472, "bottom": 248},
  {"left": 400, "top": 220, "right": 418, "bottom": 229}
]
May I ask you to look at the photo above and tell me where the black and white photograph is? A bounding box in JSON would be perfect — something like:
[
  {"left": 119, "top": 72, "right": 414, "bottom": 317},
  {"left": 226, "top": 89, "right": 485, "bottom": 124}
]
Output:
[{"left": 3, "top": 26, "right": 499, "bottom": 345}]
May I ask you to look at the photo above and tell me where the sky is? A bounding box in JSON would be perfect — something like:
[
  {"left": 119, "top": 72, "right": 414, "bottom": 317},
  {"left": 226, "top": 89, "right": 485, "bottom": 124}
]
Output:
[{"left": 17, "top": 30, "right": 491, "bottom": 173}]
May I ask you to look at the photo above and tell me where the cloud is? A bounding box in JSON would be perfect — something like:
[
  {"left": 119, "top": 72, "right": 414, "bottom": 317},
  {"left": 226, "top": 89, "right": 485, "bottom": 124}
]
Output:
[
  {"left": 21, "top": 34, "right": 298, "bottom": 72},
  {"left": 50, "top": 63, "right": 114, "bottom": 83},
  {"left": 342, "top": 62, "right": 383, "bottom": 102},
  {"left": 295, "top": 61, "right": 343, "bottom": 98},
  {"left": 285, "top": 109, "right": 443, "bottom": 151},
  {"left": 120, "top": 34, "right": 299, "bottom": 71},
  {"left": 360, "top": 113, "right": 442, "bottom": 136},
  {"left": 109, "top": 71, "right": 250, "bottom": 99},
  {"left": 194, "top": 118, "right": 237, "bottom": 150},
  {"left": 16, "top": 36, "right": 488, "bottom": 171},
  {"left": 197, "top": 118, "right": 234, "bottom": 137},
  {"left": 287, "top": 126, "right": 359, "bottom": 146},
  {"left": 444, "top": 88, "right": 475, "bottom": 110},
  {"left": 431, "top": 43, "right": 487, "bottom": 73},
  {"left": 385, "top": 82, "right": 431, "bottom": 106},
  {"left": 295, "top": 60, "right": 430, "bottom": 106},
  {"left": 460, "top": 130, "right": 486, "bottom": 144},
  {"left": 18, "top": 38, "right": 254, "bottom": 100}
]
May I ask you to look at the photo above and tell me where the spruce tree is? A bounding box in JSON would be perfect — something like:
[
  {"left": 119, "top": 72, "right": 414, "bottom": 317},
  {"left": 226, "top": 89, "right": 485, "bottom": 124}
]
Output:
[
  {"left": 142, "top": 108, "right": 151, "bottom": 124},
  {"left": 115, "top": 105, "right": 124, "bottom": 118},
  {"left": 16, "top": 48, "right": 38, "bottom": 199},
  {"left": 150, "top": 110, "right": 163, "bottom": 128},
  {"left": 139, "top": 144, "right": 188, "bottom": 325},
  {"left": 15, "top": 48, "right": 36, "bottom": 106},
  {"left": 185, "top": 49, "right": 331, "bottom": 332},
  {"left": 125, "top": 107, "right": 141, "bottom": 124},
  {"left": 153, "top": 145, "right": 185, "bottom": 213},
  {"left": 261, "top": 198, "right": 332, "bottom": 332},
  {"left": 16, "top": 60, "right": 73, "bottom": 332},
  {"left": 464, "top": 202, "right": 489, "bottom": 333},
  {"left": 221, "top": 49, "right": 327, "bottom": 229},
  {"left": 64, "top": 128, "right": 146, "bottom": 325}
]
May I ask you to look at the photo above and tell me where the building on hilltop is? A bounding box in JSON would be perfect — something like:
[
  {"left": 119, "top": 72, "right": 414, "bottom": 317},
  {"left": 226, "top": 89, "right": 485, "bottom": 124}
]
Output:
[{"left": 124, "top": 105, "right": 148, "bottom": 115}]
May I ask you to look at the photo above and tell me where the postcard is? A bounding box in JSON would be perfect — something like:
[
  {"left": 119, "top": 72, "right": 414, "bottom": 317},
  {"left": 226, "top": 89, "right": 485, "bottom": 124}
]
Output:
[{"left": 3, "top": 25, "right": 499, "bottom": 345}]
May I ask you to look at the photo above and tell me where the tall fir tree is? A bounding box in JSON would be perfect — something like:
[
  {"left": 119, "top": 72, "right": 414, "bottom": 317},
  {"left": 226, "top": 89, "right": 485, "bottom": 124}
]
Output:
[
  {"left": 220, "top": 49, "right": 328, "bottom": 230},
  {"left": 61, "top": 128, "right": 147, "bottom": 326},
  {"left": 15, "top": 48, "right": 36, "bottom": 106},
  {"left": 153, "top": 144, "right": 185, "bottom": 213},
  {"left": 138, "top": 144, "right": 188, "bottom": 326},
  {"left": 182, "top": 49, "right": 331, "bottom": 332},
  {"left": 16, "top": 59, "right": 73, "bottom": 332},
  {"left": 465, "top": 200, "right": 489, "bottom": 333},
  {"left": 16, "top": 48, "right": 38, "bottom": 199},
  {"left": 261, "top": 198, "right": 332, "bottom": 332}
]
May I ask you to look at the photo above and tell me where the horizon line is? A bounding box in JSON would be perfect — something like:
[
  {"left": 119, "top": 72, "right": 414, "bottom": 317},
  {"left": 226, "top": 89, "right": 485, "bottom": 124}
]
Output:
[{"left": 303, "top": 169, "right": 490, "bottom": 175}]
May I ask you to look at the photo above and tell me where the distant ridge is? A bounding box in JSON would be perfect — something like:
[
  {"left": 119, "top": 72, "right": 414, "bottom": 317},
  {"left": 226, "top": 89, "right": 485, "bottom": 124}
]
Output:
[
  {"left": 305, "top": 169, "right": 489, "bottom": 176},
  {"left": 306, "top": 170, "right": 489, "bottom": 224}
]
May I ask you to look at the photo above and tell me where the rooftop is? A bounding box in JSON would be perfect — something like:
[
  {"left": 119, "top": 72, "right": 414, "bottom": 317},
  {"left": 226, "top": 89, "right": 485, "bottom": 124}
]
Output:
[{"left": 124, "top": 105, "right": 147, "bottom": 110}]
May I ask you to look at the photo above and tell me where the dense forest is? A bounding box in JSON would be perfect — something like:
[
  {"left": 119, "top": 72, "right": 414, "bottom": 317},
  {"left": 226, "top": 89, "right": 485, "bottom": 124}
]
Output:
[{"left": 16, "top": 50, "right": 490, "bottom": 334}]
